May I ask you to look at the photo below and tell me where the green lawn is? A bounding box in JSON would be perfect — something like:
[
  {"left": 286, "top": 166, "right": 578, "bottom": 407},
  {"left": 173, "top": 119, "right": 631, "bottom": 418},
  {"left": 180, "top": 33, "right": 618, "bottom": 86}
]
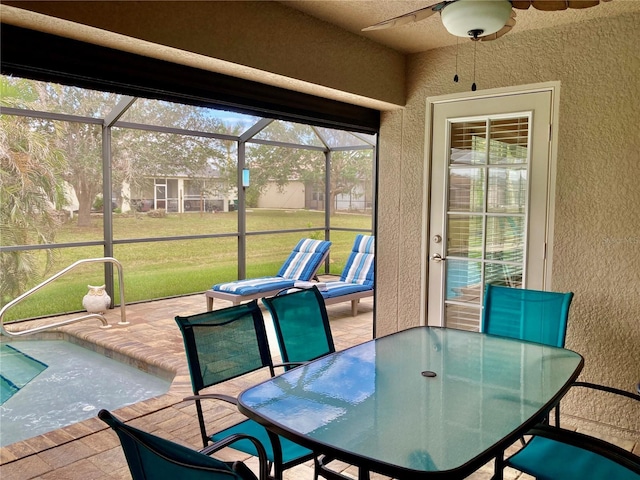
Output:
[{"left": 4, "top": 209, "right": 372, "bottom": 322}]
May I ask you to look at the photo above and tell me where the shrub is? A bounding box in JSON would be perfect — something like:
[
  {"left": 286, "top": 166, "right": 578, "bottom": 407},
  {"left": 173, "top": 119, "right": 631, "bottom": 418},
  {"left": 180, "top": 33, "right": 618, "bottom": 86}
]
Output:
[{"left": 146, "top": 209, "right": 166, "bottom": 218}]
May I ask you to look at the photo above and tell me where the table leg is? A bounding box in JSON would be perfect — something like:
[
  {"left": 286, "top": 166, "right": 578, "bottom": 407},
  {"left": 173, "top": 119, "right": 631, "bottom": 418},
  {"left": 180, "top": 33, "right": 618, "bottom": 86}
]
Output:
[{"left": 358, "top": 466, "right": 370, "bottom": 480}]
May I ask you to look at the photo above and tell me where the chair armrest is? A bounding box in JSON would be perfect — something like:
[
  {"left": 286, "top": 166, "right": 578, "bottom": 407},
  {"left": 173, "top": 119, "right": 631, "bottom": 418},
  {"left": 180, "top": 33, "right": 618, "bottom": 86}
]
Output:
[
  {"left": 200, "top": 433, "right": 269, "bottom": 480},
  {"left": 273, "top": 361, "right": 307, "bottom": 371},
  {"left": 316, "top": 454, "right": 362, "bottom": 480},
  {"left": 518, "top": 424, "right": 640, "bottom": 475},
  {"left": 572, "top": 382, "right": 640, "bottom": 401},
  {"left": 184, "top": 393, "right": 238, "bottom": 405}
]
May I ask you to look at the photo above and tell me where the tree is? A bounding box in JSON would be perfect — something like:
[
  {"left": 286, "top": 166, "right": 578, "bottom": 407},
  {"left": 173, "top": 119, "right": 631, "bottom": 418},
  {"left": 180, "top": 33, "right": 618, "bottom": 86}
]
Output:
[
  {"left": 31, "top": 83, "right": 117, "bottom": 226},
  {"left": 0, "top": 78, "right": 66, "bottom": 303},
  {"left": 111, "top": 99, "right": 231, "bottom": 212},
  {"left": 321, "top": 149, "right": 373, "bottom": 214}
]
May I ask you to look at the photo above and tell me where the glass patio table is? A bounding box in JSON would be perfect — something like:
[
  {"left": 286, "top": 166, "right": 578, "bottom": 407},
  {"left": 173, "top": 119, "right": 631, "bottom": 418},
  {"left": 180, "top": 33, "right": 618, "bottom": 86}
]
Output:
[{"left": 238, "top": 326, "right": 584, "bottom": 479}]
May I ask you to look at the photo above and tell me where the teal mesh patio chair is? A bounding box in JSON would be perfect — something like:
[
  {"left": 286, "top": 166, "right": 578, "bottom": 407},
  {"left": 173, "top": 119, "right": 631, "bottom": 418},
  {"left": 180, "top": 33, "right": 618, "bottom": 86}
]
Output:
[
  {"left": 263, "top": 286, "right": 335, "bottom": 371},
  {"left": 98, "top": 409, "right": 269, "bottom": 480},
  {"left": 263, "top": 286, "right": 357, "bottom": 480},
  {"left": 482, "top": 284, "right": 574, "bottom": 348},
  {"left": 505, "top": 382, "right": 640, "bottom": 480},
  {"left": 482, "top": 284, "right": 574, "bottom": 427},
  {"left": 175, "top": 301, "right": 314, "bottom": 480}
]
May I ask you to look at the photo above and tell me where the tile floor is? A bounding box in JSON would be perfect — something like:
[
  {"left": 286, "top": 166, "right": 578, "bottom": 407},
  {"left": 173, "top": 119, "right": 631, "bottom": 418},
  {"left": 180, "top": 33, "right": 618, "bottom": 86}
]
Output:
[{"left": 0, "top": 293, "right": 637, "bottom": 479}]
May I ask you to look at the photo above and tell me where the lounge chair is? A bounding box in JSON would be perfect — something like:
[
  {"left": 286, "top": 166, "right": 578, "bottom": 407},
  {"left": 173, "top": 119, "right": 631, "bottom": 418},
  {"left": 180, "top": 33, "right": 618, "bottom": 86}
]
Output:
[
  {"left": 320, "top": 234, "right": 374, "bottom": 316},
  {"left": 205, "top": 238, "right": 331, "bottom": 310}
]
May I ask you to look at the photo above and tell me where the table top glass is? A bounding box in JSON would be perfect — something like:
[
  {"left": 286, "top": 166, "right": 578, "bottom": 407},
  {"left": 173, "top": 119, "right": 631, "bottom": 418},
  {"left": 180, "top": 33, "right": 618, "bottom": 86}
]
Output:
[{"left": 238, "top": 326, "right": 583, "bottom": 478}]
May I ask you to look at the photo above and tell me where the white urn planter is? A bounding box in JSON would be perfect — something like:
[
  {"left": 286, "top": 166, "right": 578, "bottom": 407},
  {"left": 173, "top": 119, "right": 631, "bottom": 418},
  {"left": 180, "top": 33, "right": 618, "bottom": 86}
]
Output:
[{"left": 82, "top": 284, "right": 111, "bottom": 313}]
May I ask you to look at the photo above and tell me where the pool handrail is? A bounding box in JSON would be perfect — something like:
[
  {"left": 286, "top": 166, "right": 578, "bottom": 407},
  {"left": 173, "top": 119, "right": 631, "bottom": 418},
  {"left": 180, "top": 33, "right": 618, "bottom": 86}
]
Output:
[{"left": 0, "top": 257, "right": 128, "bottom": 337}]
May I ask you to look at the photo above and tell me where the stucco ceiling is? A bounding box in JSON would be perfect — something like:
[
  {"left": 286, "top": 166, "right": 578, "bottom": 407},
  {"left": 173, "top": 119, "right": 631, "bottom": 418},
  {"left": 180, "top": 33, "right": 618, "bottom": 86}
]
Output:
[{"left": 280, "top": 0, "right": 640, "bottom": 54}]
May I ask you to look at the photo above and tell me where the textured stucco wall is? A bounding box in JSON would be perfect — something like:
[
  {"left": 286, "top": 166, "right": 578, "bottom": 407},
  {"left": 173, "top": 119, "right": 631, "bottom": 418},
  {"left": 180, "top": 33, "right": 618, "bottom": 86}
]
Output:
[{"left": 376, "top": 11, "right": 640, "bottom": 432}]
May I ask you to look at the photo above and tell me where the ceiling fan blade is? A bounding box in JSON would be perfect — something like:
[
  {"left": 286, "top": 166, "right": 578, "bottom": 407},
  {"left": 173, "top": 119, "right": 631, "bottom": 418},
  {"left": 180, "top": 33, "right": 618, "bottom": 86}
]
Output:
[
  {"left": 567, "top": 1, "right": 602, "bottom": 8},
  {"left": 530, "top": 1, "right": 570, "bottom": 10},
  {"left": 361, "top": 0, "right": 456, "bottom": 31},
  {"left": 480, "top": 10, "right": 516, "bottom": 41},
  {"left": 511, "top": 0, "right": 612, "bottom": 10}
]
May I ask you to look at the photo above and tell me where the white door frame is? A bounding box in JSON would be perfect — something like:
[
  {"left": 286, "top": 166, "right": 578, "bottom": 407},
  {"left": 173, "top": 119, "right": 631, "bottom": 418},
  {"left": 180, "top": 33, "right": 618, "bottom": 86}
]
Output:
[{"left": 420, "top": 82, "right": 561, "bottom": 326}]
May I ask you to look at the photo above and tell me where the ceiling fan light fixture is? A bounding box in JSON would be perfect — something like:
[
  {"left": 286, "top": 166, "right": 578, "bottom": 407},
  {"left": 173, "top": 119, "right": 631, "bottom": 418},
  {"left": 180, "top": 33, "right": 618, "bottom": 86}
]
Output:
[{"left": 441, "top": 0, "right": 513, "bottom": 38}]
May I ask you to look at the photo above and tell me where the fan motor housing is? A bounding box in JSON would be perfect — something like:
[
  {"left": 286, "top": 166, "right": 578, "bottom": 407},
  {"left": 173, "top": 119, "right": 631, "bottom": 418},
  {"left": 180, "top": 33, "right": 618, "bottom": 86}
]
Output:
[{"left": 441, "top": 0, "right": 513, "bottom": 38}]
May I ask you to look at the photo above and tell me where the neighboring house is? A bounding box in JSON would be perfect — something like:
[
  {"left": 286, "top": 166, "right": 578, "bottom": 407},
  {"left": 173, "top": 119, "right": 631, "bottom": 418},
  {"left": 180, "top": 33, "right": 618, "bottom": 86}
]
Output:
[
  {"left": 62, "top": 176, "right": 370, "bottom": 215},
  {"left": 129, "top": 176, "right": 235, "bottom": 213},
  {"left": 257, "top": 180, "right": 372, "bottom": 212},
  {"left": 257, "top": 181, "right": 305, "bottom": 209}
]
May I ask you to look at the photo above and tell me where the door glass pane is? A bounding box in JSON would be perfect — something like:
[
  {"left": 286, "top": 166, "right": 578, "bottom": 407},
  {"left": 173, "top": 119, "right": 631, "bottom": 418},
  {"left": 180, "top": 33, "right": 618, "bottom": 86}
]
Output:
[
  {"left": 447, "top": 216, "right": 483, "bottom": 258},
  {"left": 484, "top": 263, "right": 523, "bottom": 288},
  {"left": 489, "top": 118, "right": 528, "bottom": 165},
  {"left": 444, "top": 304, "right": 481, "bottom": 331},
  {"left": 486, "top": 216, "right": 524, "bottom": 262},
  {"left": 449, "top": 168, "right": 485, "bottom": 212},
  {"left": 450, "top": 121, "right": 486, "bottom": 165},
  {"left": 488, "top": 168, "right": 527, "bottom": 213},
  {"left": 446, "top": 260, "right": 482, "bottom": 303}
]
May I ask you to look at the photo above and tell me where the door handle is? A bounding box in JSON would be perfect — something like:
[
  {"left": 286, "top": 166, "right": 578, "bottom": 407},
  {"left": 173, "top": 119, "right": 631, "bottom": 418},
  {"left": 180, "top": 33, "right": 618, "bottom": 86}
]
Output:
[{"left": 431, "top": 253, "right": 444, "bottom": 263}]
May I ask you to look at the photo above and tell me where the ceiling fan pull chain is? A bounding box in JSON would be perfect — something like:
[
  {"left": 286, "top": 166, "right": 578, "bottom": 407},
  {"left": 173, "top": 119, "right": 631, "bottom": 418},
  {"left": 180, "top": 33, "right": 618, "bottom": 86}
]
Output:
[
  {"left": 454, "top": 38, "right": 459, "bottom": 83},
  {"left": 471, "top": 40, "right": 477, "bottom": 92}
]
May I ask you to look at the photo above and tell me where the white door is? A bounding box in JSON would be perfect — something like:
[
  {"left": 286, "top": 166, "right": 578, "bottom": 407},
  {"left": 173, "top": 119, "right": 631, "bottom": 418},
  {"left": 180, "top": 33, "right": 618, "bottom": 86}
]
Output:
[
  {"left": 427, "top": 85, "right": 559, "bottom": 329},
  {"left": 155, "top": 183, "right": 166, "bottom": 210}
]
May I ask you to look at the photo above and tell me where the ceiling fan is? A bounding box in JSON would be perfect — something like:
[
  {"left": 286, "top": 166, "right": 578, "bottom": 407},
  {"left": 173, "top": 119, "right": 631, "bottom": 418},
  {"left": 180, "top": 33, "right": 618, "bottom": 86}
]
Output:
[{"left": 362, "top": 0, "right": 613, "bottom": 42}]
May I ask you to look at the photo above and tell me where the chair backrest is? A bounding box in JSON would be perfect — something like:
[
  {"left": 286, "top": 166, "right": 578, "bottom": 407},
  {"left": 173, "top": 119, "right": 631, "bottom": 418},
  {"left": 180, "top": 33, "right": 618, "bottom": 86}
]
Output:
[
  {"left": 175, "top": 300, "right": 274, "bottom": 393},
  {"left": 340, "top": 234, "right": 375, "bottom": 286},
  {"left": 481, "top": 284, "right": 574, "bottom": 347},
  {"left": 263, "top": 286, "right": 335, "bottom": 368},
  {"left": 98, "top": 410, "right": 245, "bottom": 480},
  {"left": 277, "top": 238, "right": 332, "bottom": 281}
]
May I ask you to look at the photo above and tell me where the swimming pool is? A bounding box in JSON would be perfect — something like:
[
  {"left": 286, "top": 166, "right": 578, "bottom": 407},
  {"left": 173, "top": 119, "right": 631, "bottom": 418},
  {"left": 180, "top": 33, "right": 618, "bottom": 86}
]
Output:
[{"left": 0, "top": 340, "right": 171, "bottom": 447}]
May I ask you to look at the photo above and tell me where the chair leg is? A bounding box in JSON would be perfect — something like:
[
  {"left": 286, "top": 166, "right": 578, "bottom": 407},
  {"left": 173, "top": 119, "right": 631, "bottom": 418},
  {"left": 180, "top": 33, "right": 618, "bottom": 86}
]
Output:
[
  {"left": 268, "top": 461, "right": 281, "bottom": 480},
  {"left": 492, "top": 449, "right": 505, "bottom": 480},
  {"left": 358, "top": 466, "right": 370, "bottom": 480}
]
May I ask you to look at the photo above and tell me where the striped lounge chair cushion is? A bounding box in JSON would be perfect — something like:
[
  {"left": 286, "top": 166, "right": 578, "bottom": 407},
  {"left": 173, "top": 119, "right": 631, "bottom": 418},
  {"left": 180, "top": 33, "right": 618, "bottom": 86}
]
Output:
[
  {"left": 277, "top": 238, "right": 331, "bottom": 280},
  {"left": 212, "top": 276, "right": 297, "bottom": 296},
  {"left": 322, "top": 234, "right": 374, "bottom": 299},
  {"left": 322, "top": 281, "right": 372, "bottom": 298},
  {"left": 212, "top": 239, "right": 331, "bottom": 296}
]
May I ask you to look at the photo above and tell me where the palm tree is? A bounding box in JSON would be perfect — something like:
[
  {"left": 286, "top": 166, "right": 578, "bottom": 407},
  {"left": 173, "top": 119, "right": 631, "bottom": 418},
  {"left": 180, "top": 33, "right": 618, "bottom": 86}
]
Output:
[{"left": 0, "top": 78, "right": 66, "bottom": 304}]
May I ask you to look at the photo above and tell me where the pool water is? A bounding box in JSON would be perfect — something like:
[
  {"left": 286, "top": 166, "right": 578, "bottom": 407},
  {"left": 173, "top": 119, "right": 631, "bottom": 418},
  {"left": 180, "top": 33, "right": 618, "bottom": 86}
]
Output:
[
  {"left": 1, "top": 344, "right": 48, "bottom": 404},
  {"left": 0, "top": 340, "right": 171, "bottom": 447}
]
